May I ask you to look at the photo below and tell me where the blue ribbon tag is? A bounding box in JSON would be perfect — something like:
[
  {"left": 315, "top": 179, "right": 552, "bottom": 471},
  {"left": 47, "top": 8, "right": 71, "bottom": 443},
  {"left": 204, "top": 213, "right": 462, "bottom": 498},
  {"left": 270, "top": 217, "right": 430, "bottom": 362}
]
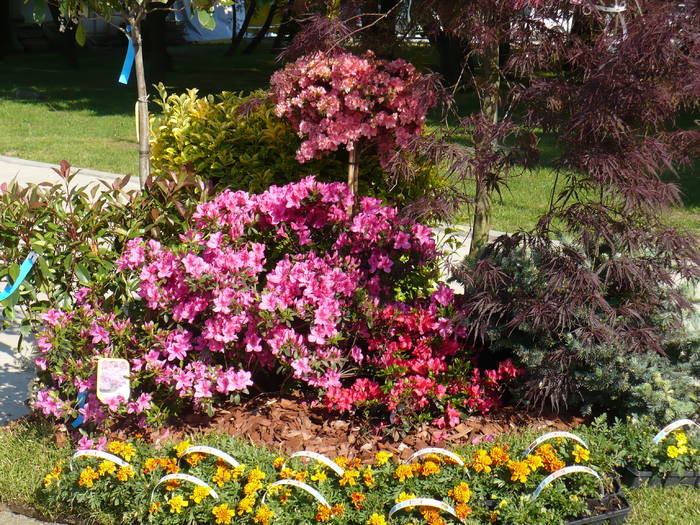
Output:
[
  {"left": 118, "top": 25, "right": 135, "bottom": 85},
  {"left": 0, "top": 252, "right": 38, "bottom": 302},
  {"left": 71, "top": 391, "right": 88, "bottom": 428}
]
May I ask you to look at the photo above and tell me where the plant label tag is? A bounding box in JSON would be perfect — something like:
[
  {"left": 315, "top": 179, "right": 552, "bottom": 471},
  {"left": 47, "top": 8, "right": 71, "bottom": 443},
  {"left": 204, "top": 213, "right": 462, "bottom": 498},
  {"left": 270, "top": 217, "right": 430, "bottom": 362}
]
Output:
[
  {"left": 652, "top": 419, "right": 700, "bottom": 444},
  {"left": 96, "top": 358, "right": 130, "bottom": 404}
]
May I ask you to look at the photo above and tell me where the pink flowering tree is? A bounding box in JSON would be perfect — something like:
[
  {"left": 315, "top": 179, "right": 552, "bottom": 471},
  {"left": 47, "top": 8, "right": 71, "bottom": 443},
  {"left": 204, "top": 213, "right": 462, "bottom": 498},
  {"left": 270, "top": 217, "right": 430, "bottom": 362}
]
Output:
[
  {"left": 270, "top": 50, "right": 437, "bottom": 212},
  {"left": 33, "top": 178, "right": 519, "bottom": 431}
]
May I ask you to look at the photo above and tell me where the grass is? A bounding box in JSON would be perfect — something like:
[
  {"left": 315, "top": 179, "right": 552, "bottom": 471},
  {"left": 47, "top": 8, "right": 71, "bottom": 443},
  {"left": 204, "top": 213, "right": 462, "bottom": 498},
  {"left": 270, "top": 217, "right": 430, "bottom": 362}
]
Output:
[
  {"left": 0, "top": 420, "right": 698, "bottom": 524},
  {"left": 0, "top": 42, "right": 698, "bottom": 235}
]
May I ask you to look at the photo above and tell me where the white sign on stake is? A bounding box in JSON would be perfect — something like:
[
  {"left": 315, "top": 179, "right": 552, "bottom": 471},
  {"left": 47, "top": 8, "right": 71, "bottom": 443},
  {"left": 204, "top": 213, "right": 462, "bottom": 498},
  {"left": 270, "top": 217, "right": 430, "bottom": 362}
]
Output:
[
  {"left": 530, "top": 466, "right": 604, "bottom": 501},
  {"left": 152, "top": 473, "right": 219, "bottom": 500},
  {"left": 178, "top": 445, "right": 241, "bottom": 469},
  {"left": 96, "top": 358, "right": 131, "bottom": 405},
  {"left": 283, "top": 451, "right": 345, "bottom": 477},
  {"left": 262, "top": 479, "right": 329, "bottom": 507},
  {"left": 652, "top": 419, "right": 700, "bottom": 444},
  {"left": 404, "top": 447, "right": 466, "bottom": 467},
  {"left": 389, "top": 497, "right": 463, "bottom": 523},
  {"left": 70, "top": 449, "right": 129, "bottom": 470},
  {"left": 523, "top": 431, "right": 588, "bottom": 458}
]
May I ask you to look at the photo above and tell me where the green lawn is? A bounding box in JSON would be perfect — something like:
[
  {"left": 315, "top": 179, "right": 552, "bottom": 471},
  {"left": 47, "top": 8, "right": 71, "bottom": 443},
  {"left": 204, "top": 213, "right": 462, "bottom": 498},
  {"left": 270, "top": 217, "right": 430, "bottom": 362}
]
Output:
[{"left": 0, "top": 42, "right": 697, "bottom": 235}]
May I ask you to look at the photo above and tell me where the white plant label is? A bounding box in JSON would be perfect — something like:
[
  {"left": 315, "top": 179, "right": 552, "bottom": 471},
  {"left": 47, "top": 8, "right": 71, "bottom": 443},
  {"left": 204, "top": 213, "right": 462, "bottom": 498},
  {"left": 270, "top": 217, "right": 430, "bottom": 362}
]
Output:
[
  {"left": 71, "top": 449, "right": 129, "bottom": 469},
  {"left": 523, "top": 431, "right": 588, "bottom": 458},
  {"left": 96, "top": 358, "right": 130, "bottom": 404},
  {"left": 152, "top": 473, "right": 219, "bottom": 500},
  {"left": 179, "top": 445, "right": 241, "bottom": 468},
  {"left": 652, "top": 419, "right": 700, "bottom": 444},
  {"left": 284, "top": 451, "right": 345, "bottom": 476},
  {"left": 262, "top": 479, "right": 329, "bottom": 507},
  {"left": 531, "top": 466, "right": 603, "bottom": 501},
  {"left": 404, "top": 447, "right": 465, "bottom": 467},
  {"left": 389, "top": 497, "right": 463, "bottom": 522}
]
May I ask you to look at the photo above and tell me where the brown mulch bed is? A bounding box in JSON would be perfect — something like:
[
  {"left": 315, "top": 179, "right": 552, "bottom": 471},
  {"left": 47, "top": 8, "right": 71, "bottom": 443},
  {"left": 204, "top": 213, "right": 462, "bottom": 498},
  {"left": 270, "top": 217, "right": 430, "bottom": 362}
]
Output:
[{"left": 100, "top": 393, "right": 583, "bottom": 462}]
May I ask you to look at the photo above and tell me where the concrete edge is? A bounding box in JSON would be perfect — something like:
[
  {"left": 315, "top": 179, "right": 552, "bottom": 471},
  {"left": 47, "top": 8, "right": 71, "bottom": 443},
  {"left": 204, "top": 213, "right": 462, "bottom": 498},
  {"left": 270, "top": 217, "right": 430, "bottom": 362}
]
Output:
[{"left": 0, "top": 156, "right": 127, "bottom": 182}]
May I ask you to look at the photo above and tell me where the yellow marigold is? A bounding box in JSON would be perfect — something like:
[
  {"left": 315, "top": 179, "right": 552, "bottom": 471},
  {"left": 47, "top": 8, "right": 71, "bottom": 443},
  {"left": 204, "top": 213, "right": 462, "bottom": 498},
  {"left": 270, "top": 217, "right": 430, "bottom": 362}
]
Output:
[
  {"left": 334, "top": 456, "right": 349, "bottom": 469},
  {"left": 421, "top": 509, "right": 446, "bottom": 525},
  {"left": 43, "top": 473, "right": 57, "bottom": 488},
  {"left": 118, "top": 443, "right": 136, "bottom": 462},
  {"left": 253, "top": 504, "right": 275, "bottom": 525},
  {"left": 160, "top": 457, "right": 180, "bottom": 474},
  {"left": 667, "top": 445, "right": 681, "bottom": 459},
  {"left": 311, "top": 469, "right": 328, "bottom": 482},
  {"left": 44, "top": 461, "right": 64, "bottom": 488},
  {"left": 573, "top": 445, "right": 590, "bottom": 464},
  {"left": 231, "top": 466, "right": 245, "bottom": 480},
  {"left": 213, "top": 503, "right": 235, "bottom": 524},
  {"left": 489, "top": 510, "right": 499, "bottom": 523},
  {"left": 347, "top": 458, "right": 363, "bottom": 470},
  {"left": 679, "top": 444, "right": 689, "bottom": 455},
  {"left": 535, "top": 444, "right": 555, "bottom": 457},
  {"left": 294, "top": 470, "right": 309, "bottom": 482},
  {"left": 273, "top": 457, "right": 285, "bottom": 469},
  {"left": 78, "top": 466, "right": 99, "bottom": 488},
  {"left": 367, "top": 513, "right": 387, "bottom": 525},
  {"left": 244, "top": 480, "right": 263, "bottom": 495},
  {"left": 107, "top": 441, "right": 124, "bottom": 455},
  {"left": 315, "top": 504, "right": 332, "bottom": 522},
  {"left": 331, "top": 503, "right": 345, "bottom": 517},
  {"left": 507, "top": 460, "right": 531, "bottom": 483},
  {"left": 116, "top": 465, "right": 134, "bottom": 482},
  {"left": 148, "top": 502, "right": 161, "bottom": 514},
  {"left": 212, "top": 466, "right": 232, "bottom": 487},
  {"left": 143, "top": 458, "right": 161, "bottom": 474},
  {"left": 237, "top": 495, "right": 256, "bottom": 515},
  {"left": 279, "top": 467, "right": 295, "bottom": 479},
  {"left": 394, "top": 464, "right": 414, "bottom": 482},
  {"left": 448, "top": 481, "right": 471, "bottom": 504},
  {"left": 489, "top": 445, "right": 510, "bottom": 466},
  {"left": 98, "top": 460, "right": 116, "bottom": 476},
  {"left": 339, "top": 469, "right": 360, "bottom": 486},
  {"left": 471, "top": 450, "right": 493, "bottom": 474},
  {"left": 248, "top": 467, "right": 266, "bottom": 483},
  {"left": 278, "top": 488, "right": 292, "bottom": 503},
  {"left": 362, "top": 466, "right": 375, "bottom": 487},
  {"left": 191, "top": 485, "right": 211, "bottom": 504},
  {"left": 420, "top": 459, "right": 441, "bottom": 477},
  {"left": 375, "top": 451, "right": 394, "bottom": 466},
  {"left": 167, "top": 495, "right": 189, "bottom": 514},
  {"left": 173, "top": 440, "right": 192, "bottom": 458},
  {"left": 186, "top": 452, "right": 206, "bottom": 467},
  {"left": 676, "top": 431, "right": 688, "bottom": 447},
  {"left": 395, "top": 491, "right": 416, "bottom": 510},
  {"left": 525, "top": 454, "right": 544, "bottom": 471},
  {"left": 351, "top": 492, "right": 367, "bottom": 510},
  {"left": 455, "top": 503, "right": 472, "bottom": 520}
]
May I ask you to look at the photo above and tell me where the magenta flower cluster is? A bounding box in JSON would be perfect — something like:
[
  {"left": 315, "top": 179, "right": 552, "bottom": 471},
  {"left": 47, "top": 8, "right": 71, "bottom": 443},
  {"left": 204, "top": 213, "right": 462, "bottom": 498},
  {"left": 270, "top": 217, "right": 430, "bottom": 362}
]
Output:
[{"left": 271, "top": 50, "right": 436, "bottom": 165}]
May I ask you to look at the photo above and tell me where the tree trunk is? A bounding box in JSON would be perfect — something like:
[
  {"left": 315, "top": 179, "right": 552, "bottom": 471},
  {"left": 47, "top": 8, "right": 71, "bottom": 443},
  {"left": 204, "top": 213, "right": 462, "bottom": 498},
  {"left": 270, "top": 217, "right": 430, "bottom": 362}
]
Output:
[
  {"left": 130, "top": 20, "right": 151, "bottom": 190},
  {"left": 468, "top": 37, "right": 499, "bottom": 256},
  {"left": 243, "top": 0, "right": 279, "bottom": 54},
  {"left": 226, "top": 0, "right": 258, "bottom": 56},
  {"left": 347, "top": 146, "right": 359, "bottom": 215}
]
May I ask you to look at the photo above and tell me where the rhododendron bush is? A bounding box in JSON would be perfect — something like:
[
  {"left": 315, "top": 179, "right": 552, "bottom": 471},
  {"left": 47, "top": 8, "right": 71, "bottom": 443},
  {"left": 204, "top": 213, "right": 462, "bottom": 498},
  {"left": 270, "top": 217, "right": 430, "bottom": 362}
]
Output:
[
  {"left": 270, "top": 50, "right": 436, "bottom": 165},
  {"left": 33, "top": 178, "right": 519, "bottom": 430}
]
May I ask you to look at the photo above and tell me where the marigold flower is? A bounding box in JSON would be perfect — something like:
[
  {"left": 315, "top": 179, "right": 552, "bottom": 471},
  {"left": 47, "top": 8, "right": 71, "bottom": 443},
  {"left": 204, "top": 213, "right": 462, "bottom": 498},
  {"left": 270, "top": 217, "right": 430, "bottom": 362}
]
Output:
[
  {"left": 212, "top": 466, "right": 232, "bottom": 487},
  {"left": 191, "top": 485, "right": 211, "bottom": 504},
  {"left": 107, "top": 441, "right": 124, "bottom": 456},
  {"left": 525, "top": 454, "right": 544, "bottom": 471},
  {"left": 273, "top": 457, "right": 285, "bottom": 469},
  {"left": 362, "top": 466, "right": 375, "bottom": 487},
  {"left": 160, "top": 457, "right": 180, "bottom": 474},
  {"left": 351, "top": 491, "right": 366, "bottom": 510},
  {"left": 165, "top": 479, "right": 181, "bottom": 491},
  {"left": 455, "top": 503, "right": 472, "bottom": 519},
  {"left": 331, "top": 503, "right": 345, "bottom": 517},
  {"left": 421, "top": 508, "right": 446, "bottom": 525},
  {"left": 116, "top": 465, "right": 134, "bottom": 482},
  {"left": 675, "top": 431, "right": 688, "bottom": 447},
  {"left": 148, "top": 502, "right": 161, "bottom": 514},
  {"left": 334, "top": 456, "right": 349, "bottom": 469},
  {"left": 118, "top": 443, "right": 136, "bottom": 462},
  {"left": 186, "top": 452, "right": 206, "bottom": 467},
  {"left": 311, "top": 468, "right": 328, "bottom": 482},
  {"left": 367, "top": 513, "right": 387, "bottom": 525},
  {"left": 420, "top": 459, "right": 441, "bottom": 476},
  {"left": 471, "top": 449, "right": 493, "bottom": 474},
  {"left": 395, "top": 491, "right": 416, "bottom": 510},
  {"left": 237, "top": 495, "right": 256, "bottom": 515},
  {"left": 244, "top": 480, "right": 263, "bottom": 495},
  {"left": 167, "top": 495, "right": 189, "bottom": 514},
  {"left": 294, "top": 470, "right": 309, "bottom": 482},
  {"left": 394, "top": 464, "right": 414, "bottom": 482},
  {"left": 375, "top": 451, "right": 394, "bottom": 466},
  {"left": 98, "top": 460, "right": 116, "bottom": 476},
  {"left": 667, "top": 445, "right": 681, "bottom": 459},
  {"left": 143, "top": 458, "right": 161, "bottom": 474},
  {"left": 339, "top": 469, "right": 360, "bottom": 486},
  {"left": 448, "top": 481, "right": 471, "bottom": 504},
  {"left": 78, "top": 466, "right": 99, "bottom": 488},
  {"left": 253, "top": 504, "right": 274, "bottom": 525},
  {"left": 213, "top": 503, "right": 235, "bottom": 524},
  {"left": 173, "top": 440, "right": 191, "bottom": 458},
  {"left": 315, "top": 504, "right": 332, "bottom": 522},
  {"left": 489, "top": 445, "right": 510, "bottom": 466},
  {"left": 507, "top": 460, "right": 531, "bottom": 483},
  {"left": 248, "top": 467, "right": 266, "bottom": 483},
  {"left": 573, "top": 445, "right": 590, "bottom": 464}
]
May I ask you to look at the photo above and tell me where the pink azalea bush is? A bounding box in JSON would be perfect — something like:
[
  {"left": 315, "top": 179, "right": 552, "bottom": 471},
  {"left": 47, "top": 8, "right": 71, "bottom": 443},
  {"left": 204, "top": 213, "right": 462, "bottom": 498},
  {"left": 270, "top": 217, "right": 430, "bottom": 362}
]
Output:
[
  {"left": 271, "top": 50, "right": 436, "bottom": 165},
  {"left": 33, "top": 178, "right": 519, "bottom": 430}
]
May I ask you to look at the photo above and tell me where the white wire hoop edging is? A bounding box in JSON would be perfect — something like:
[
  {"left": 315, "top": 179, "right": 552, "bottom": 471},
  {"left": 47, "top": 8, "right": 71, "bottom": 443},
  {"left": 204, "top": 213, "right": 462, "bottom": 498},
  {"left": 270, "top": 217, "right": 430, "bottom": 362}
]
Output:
[
  {"left": 403, "top": 447, "right": 465, "bottom": 467},
  {"left": 282, "top": 451, "right": 344, "bottom": 477},
  {"left": 261, "top": 479, "right": 329, "bottom": 507},
  {"left": 177, "top": 445, "right": 241, "bottom": 469},
  {"left": 151, "top": 473, "right": 219, "bottom": 501},
  {"left": 530, "top": 466, "right": 604, "bottom": 501},
  {"left": 652, "top": 419, "right": 700, "bottom": 444},
  {"left": 389, "top": 497, "right": 463, "bottom": 523},
  {"left": 523, "top": 431, "right": 589, "bottom": 458},
  {"left": 70, "top": 449, "right": 129, "bottom": 471}
]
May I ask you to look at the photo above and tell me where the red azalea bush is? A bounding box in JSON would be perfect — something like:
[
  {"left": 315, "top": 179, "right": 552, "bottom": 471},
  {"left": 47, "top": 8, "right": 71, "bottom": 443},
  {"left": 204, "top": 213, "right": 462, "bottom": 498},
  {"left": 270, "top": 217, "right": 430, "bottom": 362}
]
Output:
[
  {"left": 270, "top": 50, "right": 437, "bottom": 165},
  {"left": 33, "top": 178, "right": 519, "bottom": 431}
]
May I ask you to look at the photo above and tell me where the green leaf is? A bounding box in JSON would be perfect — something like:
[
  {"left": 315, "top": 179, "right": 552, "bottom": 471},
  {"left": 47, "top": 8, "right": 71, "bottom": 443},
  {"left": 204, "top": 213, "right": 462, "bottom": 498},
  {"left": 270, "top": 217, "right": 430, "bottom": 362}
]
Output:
[
  {"left": 32, "top": 0, "right": 47, "bottom": 24},
  {"left": 197, "top": 9, "right": 216, "bottom": 31},
  {"left": 76, "top": 22, "right": 87, "bottom": 47}
]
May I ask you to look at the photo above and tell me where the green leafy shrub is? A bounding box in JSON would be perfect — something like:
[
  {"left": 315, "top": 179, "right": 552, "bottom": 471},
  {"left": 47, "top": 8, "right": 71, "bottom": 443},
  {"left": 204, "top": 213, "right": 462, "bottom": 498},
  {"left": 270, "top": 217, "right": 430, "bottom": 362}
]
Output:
[
  {"left": 0, "top": 162, "right": 212, "bottom": 337},
  {"left": 149, "top": 85, "right": 445, "bottom": 208}
]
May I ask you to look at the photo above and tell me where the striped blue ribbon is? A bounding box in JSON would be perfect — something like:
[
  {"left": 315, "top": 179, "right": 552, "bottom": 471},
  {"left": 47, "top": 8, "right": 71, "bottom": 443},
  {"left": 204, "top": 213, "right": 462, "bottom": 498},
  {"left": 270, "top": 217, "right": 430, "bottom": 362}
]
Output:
[
  {"left": 0, "top": 252, "right": 38, "bottom": 302},
  {"left": 118, "top": 25, "right": 135, "bottom": 85}
]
